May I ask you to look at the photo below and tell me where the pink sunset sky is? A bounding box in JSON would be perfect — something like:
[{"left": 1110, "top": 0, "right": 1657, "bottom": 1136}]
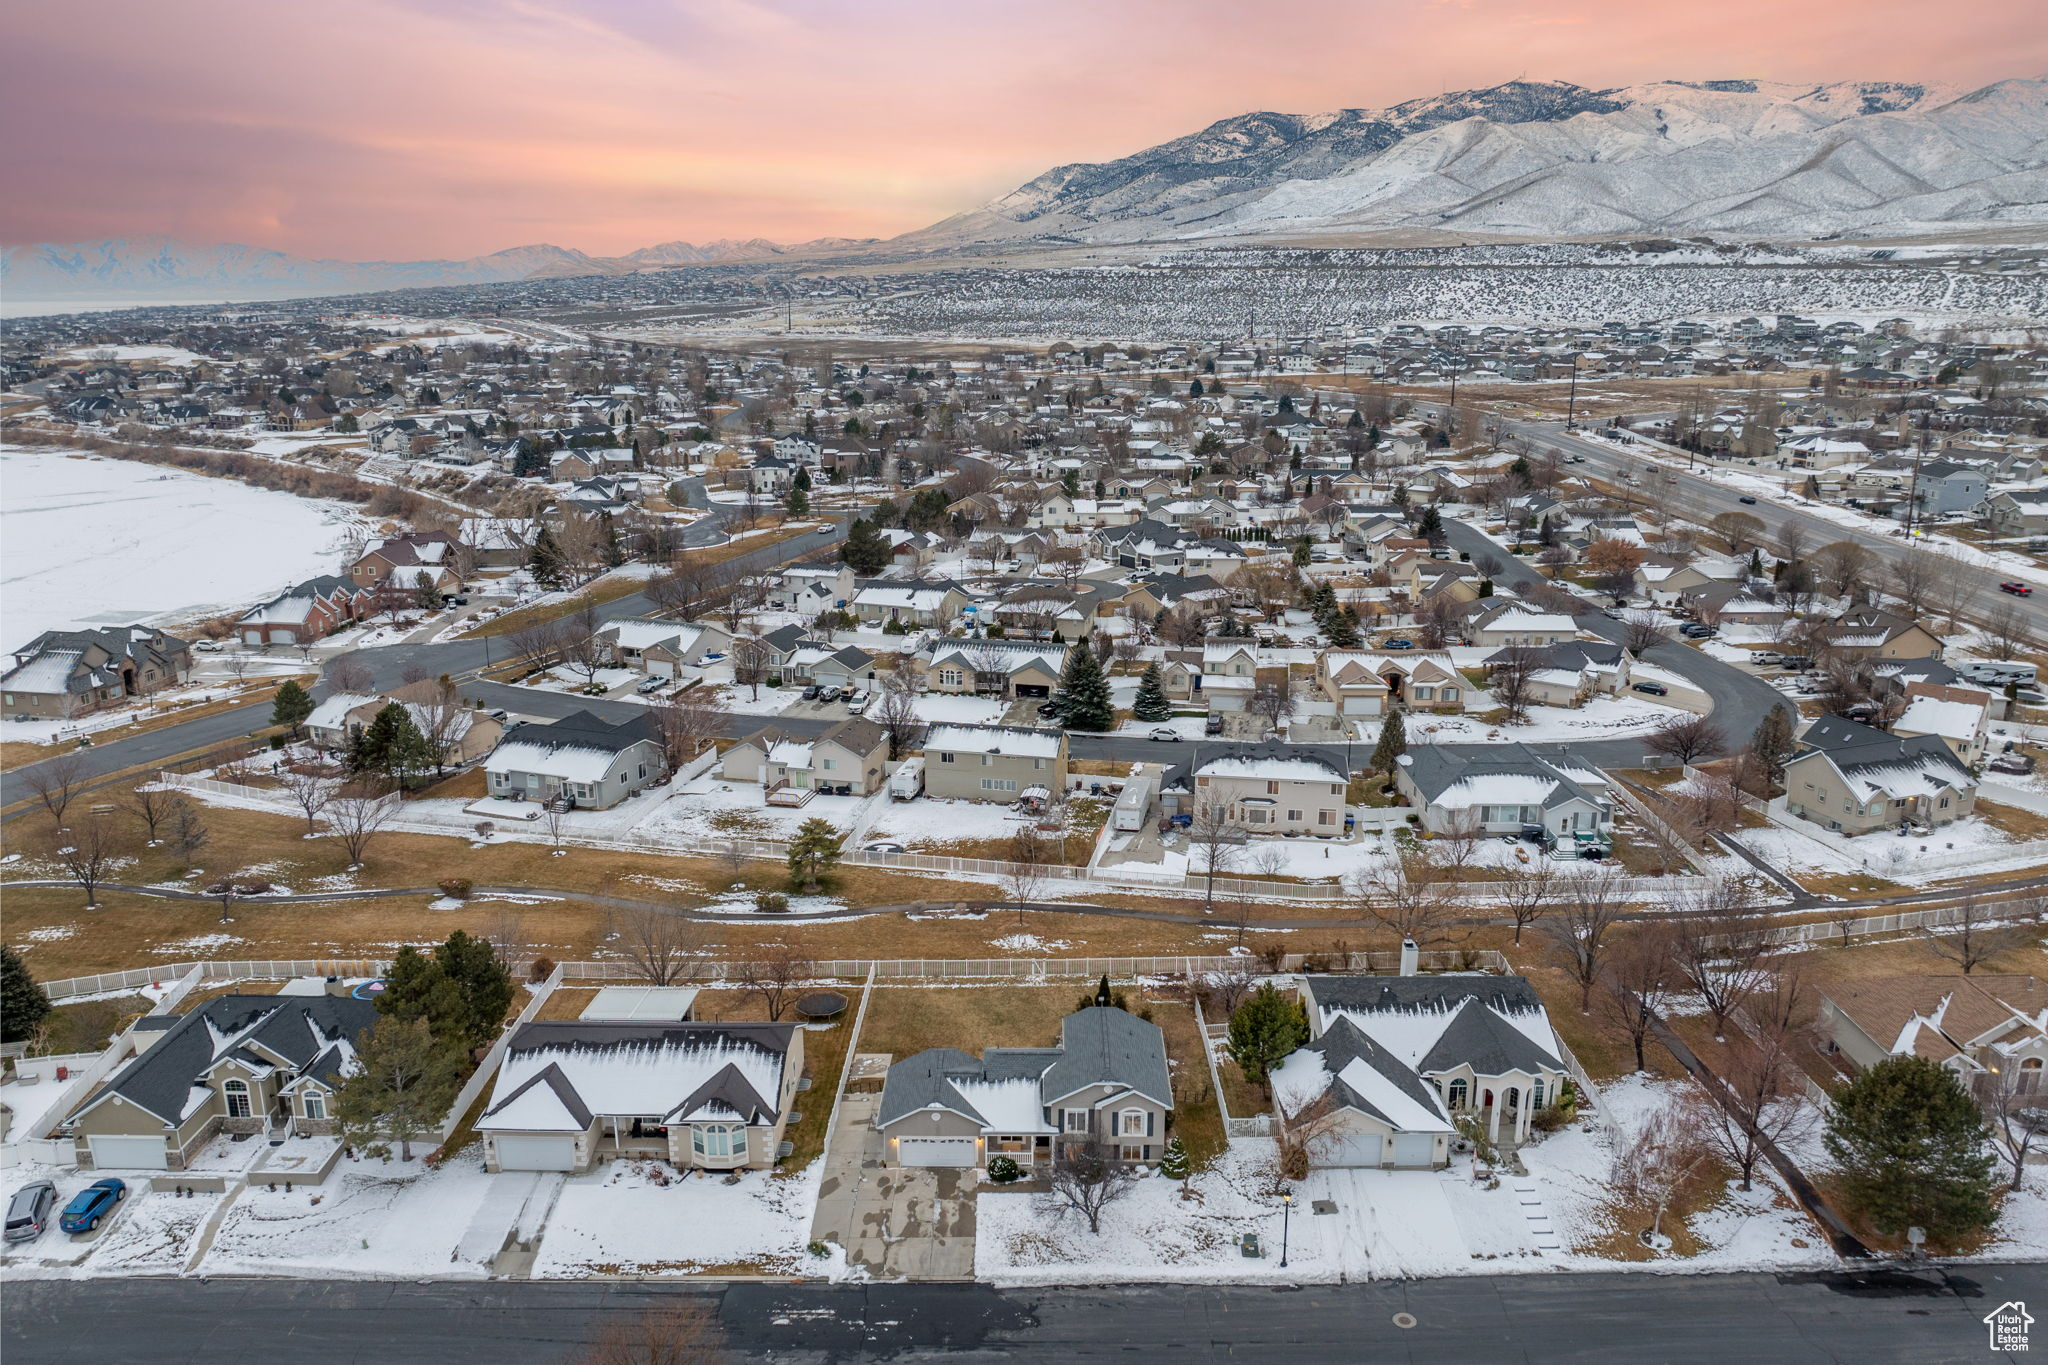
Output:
[{"left": 4, "top": 0, "right": 2040, "bottom": 260}]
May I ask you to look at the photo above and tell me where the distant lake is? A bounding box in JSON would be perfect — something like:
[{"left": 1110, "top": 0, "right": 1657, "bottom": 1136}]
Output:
[{"left": 0, "top": 445, "right": 365, "bottom": 644}]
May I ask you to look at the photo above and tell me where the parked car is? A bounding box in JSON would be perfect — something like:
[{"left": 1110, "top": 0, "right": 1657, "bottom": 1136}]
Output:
[
  {"left": 1679, "top": 624, "right": 1719, "bottom": 638},
  {"left": 815, "top": 524, "right": 835, "bottom": 535},
  {"left": 1632, "top": 681, "right": 1670, "bottom": 697},
  {"left": 2015, "top": 687, "right": 2048, "bottom": 706},
  {"left": 1382, "top": 638, "right": 1415, "bottom": 650},
  {"left": 634, "top": 676, "right": 667, "bottom": 695},
  {"left": 862, "top": 841, "right": 906, "bottom": 854},
  {"left": 1037, "top": 701, "right": 1062, "bottom": 718},
  {"left": 1149, "top": 728, "right": 1181, "bottom": 742},
  {"left": 817, "top": 686, "right": 843, "bottom": 703},
  {"left": 1779, "top": 656, "right": 1814, "bottom": 671},
  {"left": 5, "top": 1181, "right": 57, "bottom": 1244},
  {"left": 800, "top": 684, "right": 822, "bottom": 701},
  {"left": 192, "top": 640, "right": 224, "bottom": 653},
  {"left": 845, "top": 689, "right": 869, "bottom": 708},
  {"left": 1204, "top": 714, "right": 1225, "bottom": 736},
  {"left": 1752, "top": 651, "right": 1784, "bottom": 666},
  {"left": 1738, "top": 495, "right": 1759, "bottom": 505},
  {"left": 2001, "top": 581, "right": 2034, "bottom": 597},
  {"left": 1988, "top": 754, "right": 2038, "bottom": 776},
  {"left": 58, "top": 1179, "right": 126, "bottom": 1235}
]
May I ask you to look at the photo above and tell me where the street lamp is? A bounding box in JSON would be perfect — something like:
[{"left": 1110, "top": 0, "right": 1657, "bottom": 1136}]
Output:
[{"left": 1279, "top": 1189, "right": 1293, "bottom": 1268}]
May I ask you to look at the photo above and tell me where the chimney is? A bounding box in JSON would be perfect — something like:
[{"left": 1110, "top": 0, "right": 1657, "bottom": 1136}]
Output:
[
  {"left": 1399, "top": 939, "right": 1419, "bottom": 978},
  {"left": 324, "top": 975, "right": 349, "bottom": 998}
]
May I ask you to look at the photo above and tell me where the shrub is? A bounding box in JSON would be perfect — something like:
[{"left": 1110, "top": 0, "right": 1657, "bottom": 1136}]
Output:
[
  {"left": 438, "top": 878, "right": 473, "bottom": 900},
  {"left": 987, "top": 1156, "right": 1021, "bottom": 1184},
  {"left": 1530, "top": 1103, "right": 1572, "bottom": 1134},
  {"left": 754, "top": 891, "right": 790, "bottom": 914},
  {"left": 528, "top": 956, "right": 556, "bottom": 983}
]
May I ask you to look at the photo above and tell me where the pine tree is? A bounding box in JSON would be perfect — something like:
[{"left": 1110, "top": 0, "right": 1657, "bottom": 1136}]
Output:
[
  {"left": 528, "top": 526, "right": 568, "bottom": 590},
  {"left": 1371, "top": 711, "right": 1407, "bottom": 775},
  {"left": 1131, "top": 662, "right": 1172, "bottom": 722},
  {"left": 1347, "top": 409, "right": 1364, "bottom": 429},
  {"left": 334, "top": 1015, "right": 464, "bottom": 1162},
  {"left": 376, "top": 945, "right": 468, "bottom": 1044},
  {"left": 1061, "top": 467, "right": 1081, "bottom": 497},
  {"left": 786, "top": 487, "right": 810, "bottom": 517},
  {"left": 1159, "top": 1135, "right": 1192, "bottom": 1191},
  {"left": 1416, "top": 504, "right": 1444, "bottom": 542},
  {"left": 793, "top": 465, "right": 812, "bottom": 492},
  {"left": 1325, "top": 603, "right": 1362, "bottom": 648},
  {"left": 271, "top": 679, "right": 314, "bottom": 737},
  {"left": 1824, "top": 1055, "right": 1996, "bottom": 1240},
  {"left": 600, "top": 514, "right": 626, "bottom": 567},
  {"left": 435, "top": 930, "right": 514, "bottom": 1051},
  {"left": 1748, "top": 705, "right": 1797, "bottom": 787},
  {"left": 787, "top": 816, "right": 844, "bottom": 893},
  {"left": 1226, "top": 983, "right": 1309, "bottom": 1091},
  {"left": 840, "top": 518, "right": 890, "bottom": 575},
  {"left": 1, "top": 945, "right": 52, "bottom": 1044},
  {"left": 1054, "top": 641, "right": 1115, "bottom": 732},
  {"left": 1291, "top": 536, "right": 1312, "bottom": 568}
]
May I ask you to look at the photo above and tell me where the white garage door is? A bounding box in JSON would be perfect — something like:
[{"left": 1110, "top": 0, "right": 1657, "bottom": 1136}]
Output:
[
  {"left": 1392, "top": 1133, "right": 1437, "bottom": 1167},
  {"left": 897, "top": 1137, "right": 977, "bottom": 1167},
  {"left": 1323, "top": 1133, "right": 1383, "bottom": 1167},
  {"left": 495, "top": 1135, "right": 576, "bottom": 1171},
  {"left": 89, "top": 1135, "right": 168, "bottom": 1170}
]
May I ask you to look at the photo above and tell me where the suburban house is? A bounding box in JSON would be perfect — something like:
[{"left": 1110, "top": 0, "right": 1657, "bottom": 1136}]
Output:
[
  {"left": 718, "top": 717, "right": 890, "bottom": 801},
  {"left": 782, "top": 643, "right": 879, "bottom": 692},
  {"left": 478, "top": 1020, "right": 803, "bottom": 1174},
  {"left": 1465, "top": 604, "right": 1580, "bottom": 649},
  {"left": 1979, "top": 489, "right": 2048, "bottom": 538},
  {"left": 921, "top": 723, "right": 1067, "bottom": 804},
  {"left": 1315, "top": 649, "right": 1468, "bottom": 718},
  {"left": 875, "top": 1005, "right": 1171, "bottom": 1168},
  {"left": 1392, "top": 745, "right": 1615, "bottom": 842},
  {"left": 485, "top": 709, "right": 668, "bottom": 810},
  {"left": 65, "top": 991, "right": 375, "bottom": 1170},
  {"left": 1892, "top": 683, "right": 1993, "bottom": 768},
  {"left": 850, "top": 580, "right": 969, "bottom": 628},
  {"left": 1278, "top": 970, "right": 1571, "bottom": 1158},
  {"left": 1485, "top": 641, "right": 1631, "bottom": 708},
  {"left": 1190, "top": 743, "right": 1348, "bottom": 836},
  {"left": 1820, "top": 608, "right": 1944, "bottom": 663},
  {"left": 348, "top": 531, "right": 464, "bottom": 592},
  {"left": 1, "top": 625, "right": 192, "bottom": 721},
  {"left": 236, "top": 575, "right": 372, "bottom": 647},
  {"left": 598, "top": 617, "right": 733, "bottom": 675},
  {"left": 1819, "top": 973, "right": 2048, "bottom": 1086},
  {"left": 302, "top": 684, "right": 503, "bottom": 763},
  {"left": 921, "top": 640, "right": 1065, "bottom": 700},
  {"left": 1782, "top": 714, "right": 1978, "bottom": 834}
]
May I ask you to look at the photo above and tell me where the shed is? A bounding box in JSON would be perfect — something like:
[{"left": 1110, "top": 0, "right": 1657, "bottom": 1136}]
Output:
[{"left": 579, "top": 986, "right": 700, "bottom": 1023}]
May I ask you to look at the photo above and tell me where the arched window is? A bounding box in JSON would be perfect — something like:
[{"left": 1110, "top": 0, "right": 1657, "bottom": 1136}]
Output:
[
  {"left": 223, "top": 1079, "right": 251, "bottom": 1119},
  {"left": 1447, "top": 1079, "right": 1468, "bottom": 1110},
  {"left": 2023, "top": 1059, "right": 2043, "bottom": 1073}
]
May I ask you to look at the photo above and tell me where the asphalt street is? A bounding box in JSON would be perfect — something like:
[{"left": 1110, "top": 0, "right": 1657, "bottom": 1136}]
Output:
[{"left": 4, "top": 1264, "right": 2039, "bottom": 1363}]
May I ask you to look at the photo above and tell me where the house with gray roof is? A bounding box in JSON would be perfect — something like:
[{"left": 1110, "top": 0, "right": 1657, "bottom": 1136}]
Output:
[
  {"left": 1391, "top": 744, "right": 1614, "bottom": 843},
  {"left": 65, "top": 991, "right": 376, "bottom": 1170},
  {"left": 876, "top": 1006, "right": 1171, "bottom": 1169},
  {"left": 477, "top": 1020, "right": 802, "bottom": 1174},
  {"left": 1269, "top": 971, "right": 1570, "bottom": 1162},
  {"left": 1783, "top": 713, "right": 1977, "bottom": 835},
  {"left": 2, "top": 624, "right": 191, "bottom": 721},
  {"left": 484, "top": 708, "right": 667, "bottom": 810}
]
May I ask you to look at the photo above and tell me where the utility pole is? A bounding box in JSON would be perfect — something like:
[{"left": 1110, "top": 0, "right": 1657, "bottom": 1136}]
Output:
[
  {"left": 1565, "top": 355, "right": 1579, "bottom": 431},
  {"left": 1901, "top": 413, "right": 1930, "bottom": 542}
]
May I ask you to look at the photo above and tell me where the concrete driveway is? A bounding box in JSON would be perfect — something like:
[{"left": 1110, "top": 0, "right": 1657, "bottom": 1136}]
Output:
[{"left": 810, "top": 1093, "right": 977, "bottom": 1279}]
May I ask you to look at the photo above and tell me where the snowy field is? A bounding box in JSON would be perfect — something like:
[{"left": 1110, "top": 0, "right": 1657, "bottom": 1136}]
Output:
[
  {"left": 1408, "top": 694, "right": 1678, "bottom": 744},
  {"left": 1727, "top": 809, "right": 2047, "bottom": 888},
  {"left": 534, "top": 1161, "right": 819, "bottom": 1277},
  {"left": 0, "top": 445, "right": 364, "bottom": 641}
]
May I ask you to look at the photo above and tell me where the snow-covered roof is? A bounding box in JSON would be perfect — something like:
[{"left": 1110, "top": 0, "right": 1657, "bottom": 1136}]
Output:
[
  {"left": 481, "top": 1022, "right": 795, "bottom": 1131},
  {"left": 924, "top": 723, "right": 1062, "bottom": 758},
  {"left": 1197, "top": 753, "right": 1344, "bottom": 783},
  {"left": 1895, "top": 696, "right": 1985, "bottom": 742}
]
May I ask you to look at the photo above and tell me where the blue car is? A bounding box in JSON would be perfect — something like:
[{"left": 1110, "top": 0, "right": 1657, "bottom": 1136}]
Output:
[{"left": 58, "top": 1178, "right": 125, "bottom": 1235}]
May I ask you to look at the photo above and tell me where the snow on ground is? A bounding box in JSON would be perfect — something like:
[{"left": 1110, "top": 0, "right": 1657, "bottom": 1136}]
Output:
[
  {"left": 632, "top": 775, "right": 877, "bottom": 843},
  {"left": 200, "top": 1152, "right": 501, "bottom": 1279},
  {"left": 1729, "top": 811, "right": 2038, "bottom": 888},
  {"left": 535, "top": 1161, "right": 819, "bottom": 1277},
  {"left": 0, "top": 1077, "right": 78, "bottom": 1136},
  {"left": 0, "top": 444, "right": 366, "bottom": 642},
  {"left": 864, "top": 796, "right": 1038, "bottom": 849},
  {"left": 1114, "top": 715, "right": 1207, "bottom": 739},
  {"left": 56, "top": 343, "right": 212, "bottom": 365},
  {"left": 1407, "top": 695, "right": 1674, "bottom": 744},
  {"left": 912, "top": 695, "right": 1009, "bottom": 725}
]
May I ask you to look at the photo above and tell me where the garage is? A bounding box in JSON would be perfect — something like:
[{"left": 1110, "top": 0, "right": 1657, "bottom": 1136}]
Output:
[
  {"left": 1392, "top": 1133, "right": 1438, "bottom": 1167},
  {"left": 494, "top": 1135, "right": 577, "bottom": 1171},
  {"left": 896, "top": 1137, "right": 977, "bottom": 1167},
  {"left": 1322, "top": 1133, "right": 1383, "bottom": 1167},
  {"left": 88, "top": 1135, "right": 168, "bottom": 1170},
  {"left": 1013, "top": 684, "right": 1050, "bottom": 699}
]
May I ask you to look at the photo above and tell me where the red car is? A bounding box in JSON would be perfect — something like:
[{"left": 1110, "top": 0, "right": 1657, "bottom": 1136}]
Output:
[{"left": 2001, "top": 581, "right": 2034, "bottom": 596}]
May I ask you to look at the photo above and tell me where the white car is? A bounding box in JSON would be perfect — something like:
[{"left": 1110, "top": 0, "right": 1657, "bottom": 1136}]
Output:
[{"left": 1149, "top": 728, "right": 1181, "bottom": 742}]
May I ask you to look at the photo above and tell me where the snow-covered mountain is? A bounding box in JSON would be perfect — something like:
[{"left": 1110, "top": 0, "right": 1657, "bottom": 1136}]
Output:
[
  {"left": 0, "top": 234, "right": 877, "bottom": 305},
  {"left": 909, "top": 77, "right": 2048, "bottom": 246}
]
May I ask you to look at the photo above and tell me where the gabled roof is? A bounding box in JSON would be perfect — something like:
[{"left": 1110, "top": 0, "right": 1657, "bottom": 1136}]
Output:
[
  {"left": 1039, "top": 1006, "right": 1172, "bottom": 1107},
  {"left": 480, "top": 1021, "right": 796, "bottom": 1132}
]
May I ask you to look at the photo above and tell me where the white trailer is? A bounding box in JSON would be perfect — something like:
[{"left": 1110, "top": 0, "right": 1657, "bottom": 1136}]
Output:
[
  {"left": 889, "top": 756, "right": 925, "bottom": 800},
  {"left": 1112, "top": 776, "right": 1155, "bottom": 832}
]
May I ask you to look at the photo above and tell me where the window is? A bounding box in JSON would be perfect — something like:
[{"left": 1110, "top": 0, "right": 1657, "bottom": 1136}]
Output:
[
  {"left": 980, "top": 754, "right": 991, "bottom": 766},
  {"left": 303, "top": 1093, "right": 326, "bottom": 1121},
  {"left": 822, "top": 758, "right": 837, "bottom": 771},
  {"left": 1447, "top": 1079, "right": 1468, "bottom": 1109},
  {"left": 1119, "top": 1109, "right": 1146, "bottom": 1137},
  {"left": 1414, "top": 685, "right": 1434, "bottom": 700},
  {"left": 939, "top": 752, "right": 954, "bottom": 763},
  {"left": 981, "top": 778, "right": 1018, "bottom": 792},
  {"left": 1531, "top": 1080, "right": 1545, "bottom": 1108},
  {"left": 223, "top": 1079, "right": 251, "bottom": 1119},
  {"left": 692, "top": 1124, "right": 746, "bottom": 1158},
  {"left": 1443, "top": 687, "right": 1459, "bottom": 702},
  {"left": 1266, "top": 781, "right": 1279, "bottom": 795},
  {"left": 939, "top": 669, "right": 962, "bottom": 687},
  {"left": 1319, "top": 810, "right": 1336, "bottom": 826},
  {"left": 1064, "top": 1110, "right": 1090, "bottom": 1133},
  {"left": 1286, "top": 809, "right": 1302, "bottom": 823},
  {"left": 1246, "top": 808, "right": 1269, "bottom": 825}
]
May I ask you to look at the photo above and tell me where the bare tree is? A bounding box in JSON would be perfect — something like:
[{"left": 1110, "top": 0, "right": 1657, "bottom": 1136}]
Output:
[
  {"left": 1923, "top": 895, "right": 2022, "bottom": 974},
  {"left": 1978, "top": 1057, "right": 2047, "bottom": 1192},
  {"left": 872, "top": 663, "right": 926, "bottom": 760},
  {"left": 1602, "top": 921, "right": 1679, "bottom": 1073},
  {"left": 645, "top": 694, "right": 723, "bottom": 771},
  {"left": 542, "top": 801, "right": 570, "bottom": 854},
  {"left": 1671, "top": 878, "right": 1774, "bottom": 1040},
  {"left": 122, "top": 783, "right": 177, "bottom": 845},
  {"left": 327, "top": 655, "right": 375, "bottom": 693},
  {"left": 51, "top": 816, "right": 126, "bottom": 909},
  {"left": 1486, "top": 645, "right": 1544, "bottom": 723},
  {"left": 166, "top": 800, "right": 209, "bottom": 870},
  {"left": 325, "top": 781, "right": 396, "bottom": 868},
  {"left": 280, "top": 767, "right": 342, "bottom": 837},
  {"left": 728, "top": 635, "right": 771, "bottom": 701},
  {"left": 1619, "top": 612, "right": 1671, "bottom": 656},
  {"left": 1046, "top": 1138, "right": 1140, "bottom": 1234},
  {"left": 1495, "top": 857, "right": 1560, "bottom": 946},
  {"left": 1643, "top": 715, "right": 1726, "bottom": 765},
  {"left": 1274, "top": 1092, "right": 1347, "bottom": 1182},
  {"left": 1541, "top": 866, "right": 1630, "bottom": 1011},
  {"left": 1608, "top": 1097, "right": 1715, "bottom": 1247},
  {"left": 1187, "top": 801, "right": 1246, "bottom": 918},
  {"left": 1346, "top": 845, "right": 1463, "bottom": 951},
  {"left": 26, "top": 754, "right": 85, "bottom": 828},
  {"left": 1982, "top": 599, "right": 2039, "bottom": 662},
  {"left": 1692, "top": 976, "right": 1820, "bottom": 1191},
  {"left": 609, "top": 905, "right": 705, "bottom": 986},
  {"left": 999, "top": 825, "right": 1055, "bottom": 927},
  {"left": 557, "top": 598, "right": 608, "bottom": 687},
  {"left": 735, "top": 945, "right": 814, "bottom": 1021}
]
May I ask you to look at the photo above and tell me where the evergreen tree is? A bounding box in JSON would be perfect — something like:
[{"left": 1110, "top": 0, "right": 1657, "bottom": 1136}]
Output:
[
  {"left": 839, "top": 517, "right": 891, "bottom": 575},
  {"left": 1189, "top": 378, "right": 1204, "bottom": 396},
  {"left": 1131, "top": 662, "right": 1173, "bottom": 723},
  {"left": 1291, "top": 536, "right": 1312, "bottom": 568},
  {"left": 271, "top": 679, "right": 314, "bottom": 737},
  {"left": 1347, "top": 409, "right": 1364, "bottom": 429},
  {"left": 355, "top": 703, "right": 433, "bottom": 787},
  {"left": 1061, "top": 467, "right": 1081, "bottom": 498},
  {"left": 1053, "top": 641, "right": 1115, "bottom": 732},
  {"left": 375, "top": 945, "right": 467, "bottom": 1043},
  {"left": 1825, "top": 1055, "right": 1996, "bottom": 1241},
  {"left": 786, "top": 487, "right": 810, "bottom": 517},
  {"left": 1325, "top": 603, "right": 1362, "bottom": 648},
  {"left": 599, "top": 514, "right": 626, "bottom": 568},
  {"left": 793, "top": 465, "right": 813, "bottom": 492},
  {"left": 1159, "top": 1135, "right": 1192, "bottom": 1190},
  {"left": 333, "top": 1015, "right": 464, "bottom": 1162},
  {"left": 1371, "top": 711, "right": 1407, "bottom": 775},
  {"left": 1416, "top": 504, "right": 1445, "bottom": 543},
  {"left": 1, "top": 945, "right": 52, "bottom": 1044},
  {"left": 1225, "top": 983, "right": 1309, "bottom": 1091},
  {"left": 527, "top": 525, "right": 568, "bottom": 590},
  {"left": 434, "top": 930, "right": 514, "bottom": 1051},
  {"left": 787, "top": 816, "right": 844, "bottom": 893},
  {"left": 1748, "top": 705, "right": 1797, "bottom": 787}
]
